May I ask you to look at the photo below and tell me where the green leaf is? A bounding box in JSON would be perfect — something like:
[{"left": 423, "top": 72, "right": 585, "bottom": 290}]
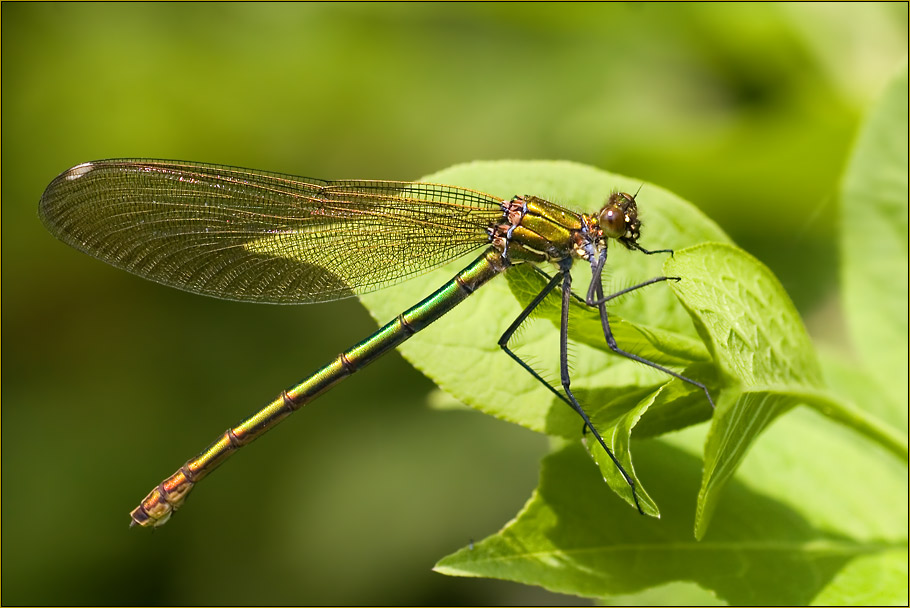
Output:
[
  {"left": 819, "top": 348, "right": 907, "bottom": 433},
  {"left": 769, "top": 384, "right": 907, "bottom": 461},
  {"left": 809, "top": 549, "right": 909, "bottom": 606},
  {"left": 359, "top": 160, "right": 728, "bottom": 512},
  {"left": 665, "top": 243, "right": 906, "bottom": 539},
  {"left": 664, "top": 243, "right": 826, "bottom": 538},
  {"left": 354, "top": 160, "right": 907, "bottom": 602},
  {"left": 581, "top": 387, "right": 663, "bottom": 517},
  {"left": 839, "top": 61, "right": 909, "bottom": 413},
  {"left": 435, "top": 406, "right": 907, "bottom": 604},
  {"left": 665, "top": 243, "right": 823, "bottom": 388}
]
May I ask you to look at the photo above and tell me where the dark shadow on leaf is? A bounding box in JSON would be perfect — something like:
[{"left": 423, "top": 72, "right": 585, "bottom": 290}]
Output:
[
  {"left": 440, "top": 440, "right": 888, "bottom": 605},
  {"left": 542, "top": 442, "right": 871, "bottom": 604}
]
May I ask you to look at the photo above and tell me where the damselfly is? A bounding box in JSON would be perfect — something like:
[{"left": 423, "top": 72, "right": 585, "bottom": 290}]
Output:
[{"left": 39, "top": 159, "right": 713, "bottom": 527}]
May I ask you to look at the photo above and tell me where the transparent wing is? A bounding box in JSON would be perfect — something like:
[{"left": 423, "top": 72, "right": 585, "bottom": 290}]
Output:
[{"left": 39, "top": 159, "right": 504, "bottom": 303}]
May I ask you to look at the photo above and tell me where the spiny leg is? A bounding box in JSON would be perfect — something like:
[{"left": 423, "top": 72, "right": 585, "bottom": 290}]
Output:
[
  {"left": 499, "top": 263, "right": 650, "bottom": 409},
  {"left": 586, "top": 276, "right": 681, "bottom": 307},
  {"left": 588, "top": 248, "right": 715, "bottom": 409},
  {"left": 557, "top": 266, "right": 644, "bottom": 514},
  {"left": 532, "top": 263, "right": 692, "bottom": 434},
  {"left": 629, "top": 242, "right": 674, "bottom": 256},
  {"left": 498, "top": 263, "right": 644, "bottom": 513},
  {"left": 497, "top": 269, "right": 572, "bottom": 409},
  {"left": 530, "top": 264, "right": 587, "bottom": 306},
  {"left": 534, "top": 261, "right": 672, "bottom": 308}
]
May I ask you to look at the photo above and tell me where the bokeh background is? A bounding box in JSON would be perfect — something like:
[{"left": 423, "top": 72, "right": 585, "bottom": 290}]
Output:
[{"left": 2, "top": 3, "right": 906, "bottom": 605}]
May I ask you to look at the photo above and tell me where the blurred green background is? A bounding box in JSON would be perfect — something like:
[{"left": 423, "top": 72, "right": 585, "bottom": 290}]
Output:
[{"left": 2, "top": 3, "right": 906, "bottom": 605}]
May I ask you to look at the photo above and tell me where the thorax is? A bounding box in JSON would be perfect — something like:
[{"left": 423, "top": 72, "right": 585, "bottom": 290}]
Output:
[{"left": 488, "top": 195, "right": 602, "bottom": 266}]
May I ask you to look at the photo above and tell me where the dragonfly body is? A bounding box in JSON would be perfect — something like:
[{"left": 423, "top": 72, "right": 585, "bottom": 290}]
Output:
[
  {"left": 39, "top": 160, "right": 711, "bottom": 527},
  {"left": 132, "top": 248, "right": 507, "bottom": 526}
]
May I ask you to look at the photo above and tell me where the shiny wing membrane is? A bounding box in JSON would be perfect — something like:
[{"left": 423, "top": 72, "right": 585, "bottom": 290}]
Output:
[{"left": 39, "top": 159, "right": 503, "bottom": 303}]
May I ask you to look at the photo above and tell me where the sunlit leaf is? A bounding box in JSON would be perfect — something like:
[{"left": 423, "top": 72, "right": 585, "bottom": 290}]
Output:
[
  {"left": 839, "top": 61, "right": 909, "bottom": 411},
  {"left": 360, "top": 160, "right": 727, "bottom": 510},
  {"left": 436, "top": 407, "right": 907, "bottom": 604}
]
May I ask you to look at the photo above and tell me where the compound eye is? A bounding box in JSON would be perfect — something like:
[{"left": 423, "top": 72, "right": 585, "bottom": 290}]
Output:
[{"left": 598, "top": 204, "right": 627, "bottom": 239}]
